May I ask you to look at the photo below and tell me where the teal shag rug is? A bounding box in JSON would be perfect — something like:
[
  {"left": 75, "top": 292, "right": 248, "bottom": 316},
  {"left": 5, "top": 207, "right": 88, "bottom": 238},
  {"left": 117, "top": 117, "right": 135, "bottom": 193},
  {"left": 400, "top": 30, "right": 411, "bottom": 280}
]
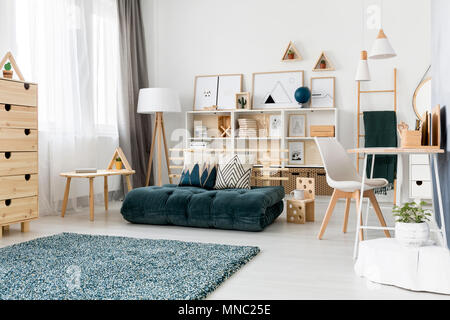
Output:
[{"left": 0, "top": 233, "right": 260, "bottom": 300}]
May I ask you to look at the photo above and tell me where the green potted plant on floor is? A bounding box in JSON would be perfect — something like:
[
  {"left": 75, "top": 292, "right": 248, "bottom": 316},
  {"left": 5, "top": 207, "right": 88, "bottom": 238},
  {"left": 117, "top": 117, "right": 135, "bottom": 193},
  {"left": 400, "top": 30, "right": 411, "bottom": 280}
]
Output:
[
  {"left": 3, "top": 62, "right": 13, "bottom": 79},
  {"left": 115, "top": 156, "right": 123, "bottom": 170},
  {"left": 393, "top": 201, "right": 432, "bottom": 247}
]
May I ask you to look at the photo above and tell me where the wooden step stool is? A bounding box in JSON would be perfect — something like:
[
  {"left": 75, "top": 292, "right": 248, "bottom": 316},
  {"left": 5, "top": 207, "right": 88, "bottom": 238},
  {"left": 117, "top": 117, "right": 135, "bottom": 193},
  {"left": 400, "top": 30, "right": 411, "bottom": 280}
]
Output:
[{"left": 287, "top": 178, "right": 315, "bottom": 224}]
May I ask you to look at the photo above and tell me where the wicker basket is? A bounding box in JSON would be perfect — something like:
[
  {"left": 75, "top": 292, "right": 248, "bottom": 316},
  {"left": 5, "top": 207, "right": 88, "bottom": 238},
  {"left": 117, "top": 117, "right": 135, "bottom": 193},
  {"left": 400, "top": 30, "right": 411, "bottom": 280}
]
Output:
[
  {"left": 283, "top": 167, "right": 333, "bottom": 196},
  {"left": 251, "top": 170, "right": 281, "bottom": 187}
]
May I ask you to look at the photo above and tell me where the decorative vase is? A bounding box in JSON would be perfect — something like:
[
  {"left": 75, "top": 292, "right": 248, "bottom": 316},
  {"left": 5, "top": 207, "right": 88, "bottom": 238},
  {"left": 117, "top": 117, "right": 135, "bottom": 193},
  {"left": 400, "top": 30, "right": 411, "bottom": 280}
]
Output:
[
  {"left": 288, "top": 53, "right": 295, "bottom": 60},
  {"left": 320, "top": 62, "right": 327, "bottom": 69},
  {"left": 115, "top": 161, "right": 123, "bottom": 170},
  {"left": 395, "top": 222, "right": 430, "bottom": 247},
  {"left": 3, "top": 70, "right": 13, "bottom": 79}
]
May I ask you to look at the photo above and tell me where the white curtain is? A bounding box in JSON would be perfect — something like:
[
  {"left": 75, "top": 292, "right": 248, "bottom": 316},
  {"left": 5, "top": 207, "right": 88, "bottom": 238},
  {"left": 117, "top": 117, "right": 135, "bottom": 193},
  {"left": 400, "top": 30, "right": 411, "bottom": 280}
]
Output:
[{"left": 15, "top": 0, "right": 123, "bottom": 215}]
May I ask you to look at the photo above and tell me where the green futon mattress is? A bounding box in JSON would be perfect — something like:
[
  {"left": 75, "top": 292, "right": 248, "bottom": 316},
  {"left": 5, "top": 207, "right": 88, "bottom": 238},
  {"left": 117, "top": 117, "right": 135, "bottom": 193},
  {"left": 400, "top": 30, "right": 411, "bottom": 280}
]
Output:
[{"left": 121, "top": 185, "right": 285, "bottom": 232}]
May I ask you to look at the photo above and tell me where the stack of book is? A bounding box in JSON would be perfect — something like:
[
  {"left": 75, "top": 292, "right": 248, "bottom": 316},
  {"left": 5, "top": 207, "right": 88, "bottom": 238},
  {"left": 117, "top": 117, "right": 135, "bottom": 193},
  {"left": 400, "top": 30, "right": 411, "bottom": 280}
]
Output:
[{"left": 238, "top": 119, "right": 258, "bottom": 137}]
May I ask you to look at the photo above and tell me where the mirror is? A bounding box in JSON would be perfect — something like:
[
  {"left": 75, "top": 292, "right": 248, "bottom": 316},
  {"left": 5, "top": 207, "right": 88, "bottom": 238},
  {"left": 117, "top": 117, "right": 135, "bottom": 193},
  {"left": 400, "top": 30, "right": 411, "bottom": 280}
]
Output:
[{"left": 413, "top": 77, "right": 431, "bottom": 122}]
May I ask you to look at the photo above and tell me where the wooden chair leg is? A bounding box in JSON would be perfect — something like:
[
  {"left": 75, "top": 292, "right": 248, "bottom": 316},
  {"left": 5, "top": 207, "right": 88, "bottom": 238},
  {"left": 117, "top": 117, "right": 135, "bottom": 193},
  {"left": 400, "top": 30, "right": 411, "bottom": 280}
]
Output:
[
  {"left": 318, "top": 189, "right": 339, "bottom": 240},
  {"left": 343, "top": 198, "right": 351, "bottom": 233},
  {"left": 89, "top": 178, "right": 95, "bottom": 222},
  {"left": 368, "top": 190, "right": 391, "bottom": 238},
  {"left": 61, "top": 177, "right": 72, "bottom": 218}
]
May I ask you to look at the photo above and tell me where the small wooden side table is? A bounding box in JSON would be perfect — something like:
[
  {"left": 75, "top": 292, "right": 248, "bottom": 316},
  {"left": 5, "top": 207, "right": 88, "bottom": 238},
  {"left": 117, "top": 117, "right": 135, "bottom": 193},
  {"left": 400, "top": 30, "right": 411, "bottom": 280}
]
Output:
[{"left": 60, "top": 148, "right": 135, "bottom": 221}]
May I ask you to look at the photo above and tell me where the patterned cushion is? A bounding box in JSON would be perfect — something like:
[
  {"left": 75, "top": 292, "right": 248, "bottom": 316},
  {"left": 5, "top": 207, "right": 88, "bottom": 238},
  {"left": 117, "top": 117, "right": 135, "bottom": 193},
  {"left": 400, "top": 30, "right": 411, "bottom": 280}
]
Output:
[
  {"left": 179, "top": 162, "right": 217, "bottom": 190},
  {"left": 215, "top": 155, "right": 252, "bottom": 190}
]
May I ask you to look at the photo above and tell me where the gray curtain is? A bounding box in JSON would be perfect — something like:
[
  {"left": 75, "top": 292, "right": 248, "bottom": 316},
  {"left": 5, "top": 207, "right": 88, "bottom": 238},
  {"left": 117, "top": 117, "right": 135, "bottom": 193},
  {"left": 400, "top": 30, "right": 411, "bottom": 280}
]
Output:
[
  {"left": 431, "top": 0, "right": 450, "bottom": 247},
  {"left": 117, "top": 0, "right": 153, "bottom": 188}
]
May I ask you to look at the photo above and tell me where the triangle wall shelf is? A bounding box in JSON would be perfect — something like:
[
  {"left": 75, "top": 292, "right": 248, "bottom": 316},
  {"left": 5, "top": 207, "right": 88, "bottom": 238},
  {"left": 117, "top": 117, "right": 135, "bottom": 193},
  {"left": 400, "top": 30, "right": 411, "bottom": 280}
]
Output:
[
  {"left": 281, "top": 41, "right": 303, "bottom": 62},
  {"left": 312, "top": 51, "right": 335, "bottom": 72},
  {"left": 0, "top": 52, "right": 24, "bottom": 81}
]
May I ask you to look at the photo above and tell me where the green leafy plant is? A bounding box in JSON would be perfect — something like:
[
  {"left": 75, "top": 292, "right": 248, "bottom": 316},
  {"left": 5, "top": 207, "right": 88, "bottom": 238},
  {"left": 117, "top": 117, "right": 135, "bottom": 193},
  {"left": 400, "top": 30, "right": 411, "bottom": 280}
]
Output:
[
  {"left": 238, "top": 97, "right": 247, "bottom": 109},
  {"left": 4, "top": 62, "right": 12, "bottom": 71},
  {"left": 116, "top": 157, "right": 122, "bottom": 162},
  {"left": 393, "top": 201, "right": 432, "bottom": 223}
]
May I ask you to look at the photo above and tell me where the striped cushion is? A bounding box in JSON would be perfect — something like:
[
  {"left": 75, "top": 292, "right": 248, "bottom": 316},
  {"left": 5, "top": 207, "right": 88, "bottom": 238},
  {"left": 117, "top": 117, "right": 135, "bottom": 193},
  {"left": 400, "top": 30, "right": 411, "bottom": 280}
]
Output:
[{"left": 215, "top": 155, "right": 252, "bottom": 190}]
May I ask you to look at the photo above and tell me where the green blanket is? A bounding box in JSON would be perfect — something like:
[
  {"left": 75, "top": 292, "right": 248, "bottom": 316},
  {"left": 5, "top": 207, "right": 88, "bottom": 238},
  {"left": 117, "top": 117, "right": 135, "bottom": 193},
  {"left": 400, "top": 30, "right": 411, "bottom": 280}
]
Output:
[{"left": 363, "top": 111, "right": 397, "bottom": 193}]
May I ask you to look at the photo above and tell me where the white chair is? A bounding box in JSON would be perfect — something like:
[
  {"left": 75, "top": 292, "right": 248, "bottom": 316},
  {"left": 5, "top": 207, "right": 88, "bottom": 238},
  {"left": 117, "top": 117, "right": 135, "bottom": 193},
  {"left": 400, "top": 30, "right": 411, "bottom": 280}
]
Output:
[{"left": 315, "top": 138, "right": 391, "bottom": 240}]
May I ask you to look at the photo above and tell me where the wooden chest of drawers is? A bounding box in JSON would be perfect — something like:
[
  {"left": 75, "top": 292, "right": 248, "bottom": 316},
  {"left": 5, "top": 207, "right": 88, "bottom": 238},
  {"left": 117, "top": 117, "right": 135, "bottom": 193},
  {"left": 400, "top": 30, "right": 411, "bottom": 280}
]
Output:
[{"left": 0, "top": 78, "right": 38, "bottom": 237}]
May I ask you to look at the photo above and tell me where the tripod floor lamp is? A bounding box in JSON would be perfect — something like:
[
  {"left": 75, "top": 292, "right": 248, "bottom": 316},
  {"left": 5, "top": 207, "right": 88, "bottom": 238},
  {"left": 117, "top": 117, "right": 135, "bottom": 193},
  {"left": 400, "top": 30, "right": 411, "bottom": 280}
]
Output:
[{"left": 138, "top": 88, "right": 181, "bottom": 187}]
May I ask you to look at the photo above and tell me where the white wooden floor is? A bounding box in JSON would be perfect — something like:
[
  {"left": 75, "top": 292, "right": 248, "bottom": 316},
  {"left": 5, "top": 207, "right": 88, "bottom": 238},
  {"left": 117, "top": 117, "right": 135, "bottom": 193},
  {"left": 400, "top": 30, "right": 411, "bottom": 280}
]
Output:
[{"left": 0, "top": 198, "right": 448, "bottom": 300}]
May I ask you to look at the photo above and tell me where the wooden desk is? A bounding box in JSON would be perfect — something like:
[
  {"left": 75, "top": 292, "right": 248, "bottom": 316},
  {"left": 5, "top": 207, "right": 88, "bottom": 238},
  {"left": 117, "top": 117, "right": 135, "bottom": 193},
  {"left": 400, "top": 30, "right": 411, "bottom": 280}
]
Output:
[
  {"left": 348, "top": 148, "right": 447, "bottom": 259},
  {"left": 60, "top": 169, "right": 135, "bottom": 221}
]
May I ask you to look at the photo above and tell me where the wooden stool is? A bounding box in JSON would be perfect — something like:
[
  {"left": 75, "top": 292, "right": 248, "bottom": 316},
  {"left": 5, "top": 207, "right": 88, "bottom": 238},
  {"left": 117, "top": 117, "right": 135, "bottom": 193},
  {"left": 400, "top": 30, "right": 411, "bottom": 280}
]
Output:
[{"left": 287, "top": 178, "right": 315, "bottom": 224}]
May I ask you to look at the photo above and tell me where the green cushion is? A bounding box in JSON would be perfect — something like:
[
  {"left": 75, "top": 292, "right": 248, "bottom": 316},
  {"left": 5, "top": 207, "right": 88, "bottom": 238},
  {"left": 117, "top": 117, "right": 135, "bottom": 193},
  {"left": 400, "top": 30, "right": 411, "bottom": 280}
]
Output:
[{"left": 121, "top": 185, "right": 285, "bottom": 232}]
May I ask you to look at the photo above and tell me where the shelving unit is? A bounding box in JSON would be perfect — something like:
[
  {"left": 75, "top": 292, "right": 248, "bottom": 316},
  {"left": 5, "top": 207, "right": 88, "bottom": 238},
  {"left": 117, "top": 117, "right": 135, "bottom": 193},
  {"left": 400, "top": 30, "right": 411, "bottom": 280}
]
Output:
[{"left": 184, "top": 107, "right": 338, "bottom": 168}]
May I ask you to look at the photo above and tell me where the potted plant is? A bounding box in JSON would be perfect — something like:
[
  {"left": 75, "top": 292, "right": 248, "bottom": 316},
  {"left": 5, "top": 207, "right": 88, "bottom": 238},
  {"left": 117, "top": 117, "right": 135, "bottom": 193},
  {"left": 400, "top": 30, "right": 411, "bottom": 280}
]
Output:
[
  {"left": 3, "top": 62, "right": 13, "bottom": 79},
  {"left": 115, "top": 157, "right": 123, "bottom": 170},
  {"left": 393, "top": 201, "right": 432, "bottom": 247},
  {"left": 287, "top": 49, "right": 295, "bottom": 60},
  {"left": 320, "top": 59, "right": 327, "bottom": 69}
]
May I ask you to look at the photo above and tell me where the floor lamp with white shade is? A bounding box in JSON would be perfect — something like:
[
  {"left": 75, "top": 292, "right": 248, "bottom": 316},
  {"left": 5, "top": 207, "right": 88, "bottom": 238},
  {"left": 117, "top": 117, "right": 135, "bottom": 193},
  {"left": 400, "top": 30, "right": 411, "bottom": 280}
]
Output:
[{"left": 137, "top": 88, "right": 181, "bottom": 187}]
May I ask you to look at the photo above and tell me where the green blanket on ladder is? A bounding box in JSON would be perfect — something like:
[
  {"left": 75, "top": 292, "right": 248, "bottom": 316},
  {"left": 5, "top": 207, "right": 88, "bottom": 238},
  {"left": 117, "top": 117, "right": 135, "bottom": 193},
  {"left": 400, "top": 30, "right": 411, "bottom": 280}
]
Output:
[{"left": 363, "top": 111, "right": 397, "bottom": 195}]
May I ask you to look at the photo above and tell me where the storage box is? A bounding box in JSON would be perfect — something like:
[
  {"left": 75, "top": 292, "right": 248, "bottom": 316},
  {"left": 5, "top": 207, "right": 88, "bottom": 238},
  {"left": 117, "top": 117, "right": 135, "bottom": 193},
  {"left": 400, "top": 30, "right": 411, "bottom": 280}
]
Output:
[
  {"left": 310, "top": 125, "right": 335, "bottom": 137},
  {"left": 400, "top": 130, "right": 422, "bottom": 148}
]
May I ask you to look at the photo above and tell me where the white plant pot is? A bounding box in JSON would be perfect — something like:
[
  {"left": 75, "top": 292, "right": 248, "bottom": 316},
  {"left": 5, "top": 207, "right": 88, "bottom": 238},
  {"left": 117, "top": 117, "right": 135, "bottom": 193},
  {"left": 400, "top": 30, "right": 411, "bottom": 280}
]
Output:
[{"left": 395, "top": 222, "right": 430, "bottom": 247}]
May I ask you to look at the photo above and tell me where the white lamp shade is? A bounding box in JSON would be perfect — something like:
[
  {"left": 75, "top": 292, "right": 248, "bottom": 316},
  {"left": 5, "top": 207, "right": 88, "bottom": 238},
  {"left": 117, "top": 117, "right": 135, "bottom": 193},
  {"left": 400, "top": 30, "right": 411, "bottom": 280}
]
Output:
[
  {"left": 355, "top": 51, "right": 371, "bottom": 81},
  {"left": 137, "top": 88, "right": 181, "bottom": 114},
  {"left": 369, "top": 29, "right": 396, "bottom": 60}
]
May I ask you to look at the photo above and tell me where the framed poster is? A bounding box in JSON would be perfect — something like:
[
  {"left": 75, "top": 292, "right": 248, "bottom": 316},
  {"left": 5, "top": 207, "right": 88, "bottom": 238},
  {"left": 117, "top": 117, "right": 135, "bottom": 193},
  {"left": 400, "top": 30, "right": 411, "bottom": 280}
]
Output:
[
  {"left": 289, "top": 141, "right": 305, "bottom": 165},
  {"left": 288, "top": 114, "right": 306, "bottom": 137},
  {"left": 193, "top": 74, "right": 243, "bottom": 110},
  {"left": 252, "top": 70, "right": 304, "bottom": 109},
  {"left": 217, "top": 74, "right": 243, "bottom": 110},
  {"left": 269, "top": 115, "right": 282, "bottom": 137},
  {"left": 310, "top": 76, "right": 335, "bottom": 108},
  {"left": 193, "top": 76, "right": 219, "bottom": 110}
]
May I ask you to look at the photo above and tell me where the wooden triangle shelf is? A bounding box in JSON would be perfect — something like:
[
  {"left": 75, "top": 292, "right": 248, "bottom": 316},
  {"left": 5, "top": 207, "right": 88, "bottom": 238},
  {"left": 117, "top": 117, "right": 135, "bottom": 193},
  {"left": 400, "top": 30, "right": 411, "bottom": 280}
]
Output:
[
  {"left": 281, "top": 41, "right": 303, "bottom": 62},
  {"left": 313, "top": 51, "right": 334, "bottom": 72},
  {"left": 0, "top": 52, "right": 24, "bottom": 81}
]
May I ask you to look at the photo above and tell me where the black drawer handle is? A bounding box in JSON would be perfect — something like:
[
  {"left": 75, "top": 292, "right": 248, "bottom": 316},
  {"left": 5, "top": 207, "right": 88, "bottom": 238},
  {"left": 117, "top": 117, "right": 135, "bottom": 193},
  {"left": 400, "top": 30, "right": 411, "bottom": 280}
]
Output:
[
  {"left": 416, "top": 181, "right": 423, "bottom": 186},
  {"left": 317, "top": 173, "right": 326, "bottom": 176},
  {"left": 5, "top": 104, "right": 11, "bottom": 111},
  {"left": 24, "top": 129, "right": 31, "bottom": 136},
  {"left": 5, "top": 199, "right": 11, "bottom": 207},
  {"left": 25, "top": 174, "right": 31, "bottom": 181},
  {"left": 291, "top": 173, "right": 300, "bottom": 176},
  {"left": 24, "top": 83, "right": 30, "bottom": 90},
  {"left": 5, "top": 152, "right": 11, "bottom": 159}
]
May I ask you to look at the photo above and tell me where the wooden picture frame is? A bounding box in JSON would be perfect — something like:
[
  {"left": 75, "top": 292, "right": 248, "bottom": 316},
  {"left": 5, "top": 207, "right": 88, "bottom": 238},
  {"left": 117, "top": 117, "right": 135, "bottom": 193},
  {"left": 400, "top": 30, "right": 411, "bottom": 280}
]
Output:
[
  {"left": 193, "top": 74, "right": 243, "bottom": 111},
  {"left": 288, "top": 141, "right": 305, "bottom": 165},
  {"left": 288, "top": 114, "right": 307, "bottom": 137},
  {"left": 310, "top": 76, "right": 335, "bottom": 108},
  {"left": 236, "top": 92, "right": 251, "bottom": 110},
  {"left": 252, "top": 70, "right": 304, "bottom": 109}
]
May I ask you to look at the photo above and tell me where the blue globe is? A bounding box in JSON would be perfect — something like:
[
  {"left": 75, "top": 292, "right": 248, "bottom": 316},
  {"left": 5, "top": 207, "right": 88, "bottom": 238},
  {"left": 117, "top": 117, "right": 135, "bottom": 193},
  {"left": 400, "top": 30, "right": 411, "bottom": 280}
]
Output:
[{"left": 295, "top": 87, "right": 311, "bottom": 104}]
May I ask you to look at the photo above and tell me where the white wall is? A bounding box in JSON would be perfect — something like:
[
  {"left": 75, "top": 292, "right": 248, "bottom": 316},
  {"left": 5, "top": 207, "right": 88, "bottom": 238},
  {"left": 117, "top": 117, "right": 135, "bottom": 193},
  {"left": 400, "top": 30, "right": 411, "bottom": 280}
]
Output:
[
  {"left": 0, "top": 0, "right": 17, "bottom": 55},
  {"left": 141, "top": 0, "right": 430, "bottom": 195}
]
